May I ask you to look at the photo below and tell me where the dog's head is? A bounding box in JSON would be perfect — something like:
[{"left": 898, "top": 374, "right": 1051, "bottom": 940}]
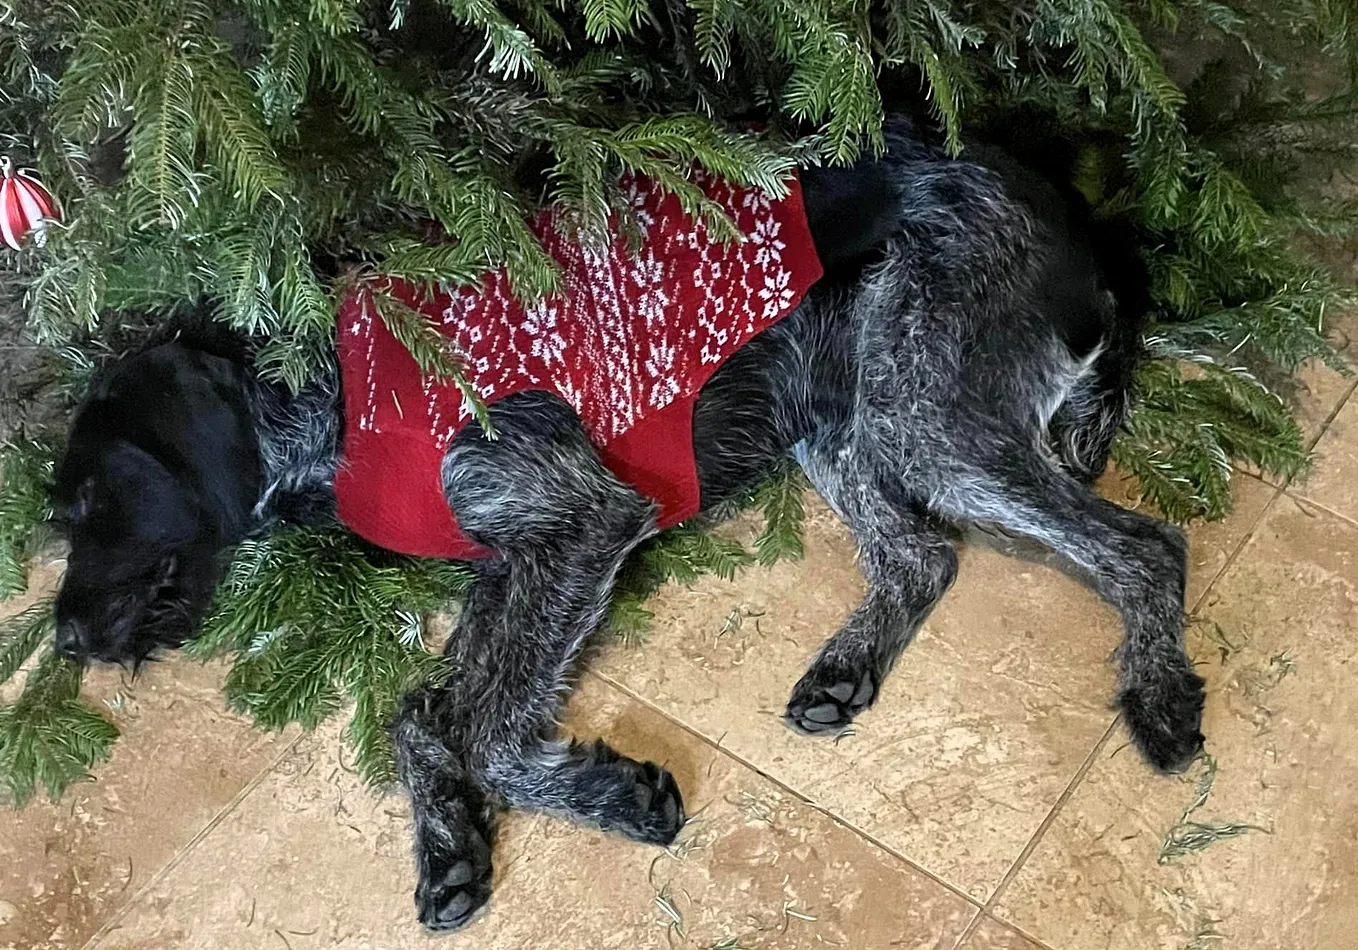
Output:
[
  {"left": 53, "top": 440, "right": 224, "bottom": 665},
  {"left": 51, "top": 342, "right": 261, "bottom": 667}
]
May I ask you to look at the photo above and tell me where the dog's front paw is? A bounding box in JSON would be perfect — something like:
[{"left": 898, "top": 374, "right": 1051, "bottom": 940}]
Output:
[
  {"left": 412, "top": 799, "right": 494, "bottom": 932},
  {"left": 616, "top": 759, "right": 687, "bottom": 845},
  {"left": 1119, "top": 665, "right": 1205, "bottom": 774},
  {"left": 575, "top": 741, "right": 686, "bottom": 845},
  {"left": 785, "top": 660, "right": 876, "bottom": 735}
]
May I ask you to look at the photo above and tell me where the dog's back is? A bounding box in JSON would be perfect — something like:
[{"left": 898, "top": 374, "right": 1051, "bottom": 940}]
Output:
[{"left": 696, "top": 124, "right": 1146, "bottom": 506}]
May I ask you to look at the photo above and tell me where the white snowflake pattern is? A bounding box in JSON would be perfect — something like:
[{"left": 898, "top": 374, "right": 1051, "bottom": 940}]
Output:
[
  {"left": 749, "top": 216, "right": 785, "bottom": 268},
  {"left": 523, "top": 301, "right": 568, "bottom": 367},
  {"left": 346, "top": 173, "right": 812, "bottom": 456}
]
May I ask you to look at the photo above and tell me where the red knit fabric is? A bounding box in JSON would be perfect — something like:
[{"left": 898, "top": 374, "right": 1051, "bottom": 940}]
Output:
[{"left": 334, "top": 171, "right": 823, "bottom": 558}]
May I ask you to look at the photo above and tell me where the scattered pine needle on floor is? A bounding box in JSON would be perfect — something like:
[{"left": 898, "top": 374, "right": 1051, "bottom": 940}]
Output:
[{"left": 1158, "top": 755, "right": 1269, "bottom": 863}]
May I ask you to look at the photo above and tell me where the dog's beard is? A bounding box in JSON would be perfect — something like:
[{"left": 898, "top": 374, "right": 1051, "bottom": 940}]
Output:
[{"left": 62, "top": 585, "right": 206, "bottom": 670}]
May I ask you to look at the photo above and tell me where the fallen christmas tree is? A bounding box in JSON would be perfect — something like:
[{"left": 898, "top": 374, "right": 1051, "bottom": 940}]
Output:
[{"left": 1, "top": 0, "right": 1356, "bottom": 803}]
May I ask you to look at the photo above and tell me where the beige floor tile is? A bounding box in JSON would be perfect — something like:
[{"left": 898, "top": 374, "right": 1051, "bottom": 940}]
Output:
[
  {"left": 1292, "top": 393, "right": 1358, "bottom": 524},
  {"left": 595, "top": 483, "right": 1273, "bottom": 902},
  {"left": 86, "top": 676, "right": 978, "bottom": 950},
  {"left": 992, "top": 497, "right": 1358, "bottom": 950},
  {"left": 597, "top": 504, "right": 1117, "bottom": 900},
  {"left": 0, "top": 651, "right": 296, "bottom": 950},
  {"left": 957, "top": 916, "right": 1048, "bottom": 950}
]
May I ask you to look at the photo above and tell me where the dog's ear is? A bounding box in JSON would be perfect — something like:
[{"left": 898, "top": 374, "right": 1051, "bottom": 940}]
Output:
[{"left": 60, "top": 440, "right": 203, "bottom": 549}]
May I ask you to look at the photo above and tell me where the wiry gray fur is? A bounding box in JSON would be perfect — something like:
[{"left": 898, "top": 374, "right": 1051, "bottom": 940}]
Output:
[{"left": 243, "top": 358, "right": 343, "bottom": 528}]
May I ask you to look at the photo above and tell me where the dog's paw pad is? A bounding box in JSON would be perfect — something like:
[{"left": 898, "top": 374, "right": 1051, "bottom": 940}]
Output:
[
  {"left": 442, "top": 860, "right": 476, "bottom": 888},
  {"left": 415, "top": 822, "right": 493, "bottom": 932},
  {"left": 785, "top": 664, "right": 876, "bottom": 735},
  {"left": 434, "top": 890, "right": 478, "bottom": 927}
]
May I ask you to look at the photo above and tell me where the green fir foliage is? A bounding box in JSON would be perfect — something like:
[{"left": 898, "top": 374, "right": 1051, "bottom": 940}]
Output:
[
  {"left": 0, "top": 439, "right": 56, "bottom": 600},
  {"left": 752, "top": 467, "right": 808, "bottom": 566},
  {"left": 186, "top": 527, "right": 473, "bottom": 785},
  {"left": 607, "top": 466, "right": 807, "bottom": 641},
  {"left": 2, "top": 0, "right": 1353, "bottom": 515},
  {"left": 0, "top": 598, "right": 54, "bottom": 687},
  {"left": 0, "top": 645, "right": 119, "bottom": 805}
]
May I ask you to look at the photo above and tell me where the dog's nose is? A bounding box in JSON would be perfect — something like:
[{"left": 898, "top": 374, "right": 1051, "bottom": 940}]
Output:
[{"left": 55, "top": 620, "right": 89, "bottom": 659}]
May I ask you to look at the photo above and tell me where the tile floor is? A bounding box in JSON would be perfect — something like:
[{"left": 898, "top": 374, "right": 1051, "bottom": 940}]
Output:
[{"left": 2, "top": 313, "right": 1357, "bottom": 950}]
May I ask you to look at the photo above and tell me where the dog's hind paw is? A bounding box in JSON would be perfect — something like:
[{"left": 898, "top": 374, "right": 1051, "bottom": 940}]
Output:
[
  {"left": 1119, "top": 665, "right": 1206, "bottom": 774},
  {"left": 413, "top": 801, "right": 494, "bottom": 932},
  {"left": 784, "top": 662, "right": 876, "bottom": 735}
]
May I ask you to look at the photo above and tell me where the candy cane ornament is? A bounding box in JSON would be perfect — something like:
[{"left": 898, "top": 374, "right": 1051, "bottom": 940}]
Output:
[{"left": 1, "top": 156, "right": 61, "bottom": 250}]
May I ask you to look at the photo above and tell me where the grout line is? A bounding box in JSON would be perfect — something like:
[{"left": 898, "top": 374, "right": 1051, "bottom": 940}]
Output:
[
  {"left": 78, "top": 728, "right": 308, "bottom": 950},
  {"left": 952, "top": 468, "right": 1294, "bottom": 943},
  {"left": 966, "top": 715, "right": 1120, "bottom": 930},
  {"left": 1278, "top": 488, "right": 1358, "bottom": 534},
  {"left": 587, "top": 669, "right": 990, "bottom": 912},
  {"left": 950, "top": 905, "right": 988, "bottom": 950},
  {"left": 1248, "top": 374, "right": 1356, "bottom": 492},
  {"left": 1187, "top": 475, "right": 1283, "bottom": 617},
  {"left": 959, "top": 912, "right": 1064, "bottom": 950},
  {"left": 1264, "top": 374, "right": 1358, "bottom": 490},
  {"left": 1311, "top": 373, "right": 1358, "bottom": 442},
  {"left": 952, "top": 444, "right": 1347, "bottom": 946},
  {"left": 1306, "top": 375, "right": 1358, "bottom": 452}
]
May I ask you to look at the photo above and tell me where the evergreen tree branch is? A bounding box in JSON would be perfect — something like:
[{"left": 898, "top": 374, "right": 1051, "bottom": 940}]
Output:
[
  {"left": 189, "top": 527, "right": 464, "bottom": 782},
  {"left": 0, "top": 650, "right": 119, "bottom": 805},
  {"left": 0, "top": 597, "right": 53, "bottom": 684},
  {"left": 0, "top": 439, "right": 56, "bottom": 600}
]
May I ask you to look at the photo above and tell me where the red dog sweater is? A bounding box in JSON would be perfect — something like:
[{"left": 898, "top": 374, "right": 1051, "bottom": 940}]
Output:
[{"left": 334, "top": 171, "right": 823, "bottom": 559}]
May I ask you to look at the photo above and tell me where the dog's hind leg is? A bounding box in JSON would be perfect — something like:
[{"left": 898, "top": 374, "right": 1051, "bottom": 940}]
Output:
[
  {"left": 391, "top": 392, "right": 682, "bottom": 932},
  {"left": 931, "top": 443, "right": 1202, "bottom": 773},
  {"left": 785, "top": 439, "right": 958, "bottom": 734}
]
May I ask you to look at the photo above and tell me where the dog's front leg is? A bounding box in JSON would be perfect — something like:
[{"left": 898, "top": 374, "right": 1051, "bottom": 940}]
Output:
[
  {"left": 393, "top": 678, "right": 497, "bottom": 931},
  {"left": 391, "top": 393, "right": 680, "bottom": 932}
]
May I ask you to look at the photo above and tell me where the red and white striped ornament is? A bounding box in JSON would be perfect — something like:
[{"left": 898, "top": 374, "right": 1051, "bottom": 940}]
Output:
[{"left": 1, "top": 156, "right": 60, "bottom": 250}]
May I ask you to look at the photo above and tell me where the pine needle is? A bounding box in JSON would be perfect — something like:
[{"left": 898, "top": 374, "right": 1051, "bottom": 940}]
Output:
[
  {"left": 367, "top": 287, "right": 496, "bottom": 438},
  {"left": 1158, "top": 820, "right": 1263, "bottom": 862},
  {"left": 1158, "top": 755, "right": 1269, "bottom": 863}
]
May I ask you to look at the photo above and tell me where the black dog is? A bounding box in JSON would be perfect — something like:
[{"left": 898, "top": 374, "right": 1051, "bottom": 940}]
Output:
[{"left": 51, "top": 120, "right": 1202, "bottom": 931}]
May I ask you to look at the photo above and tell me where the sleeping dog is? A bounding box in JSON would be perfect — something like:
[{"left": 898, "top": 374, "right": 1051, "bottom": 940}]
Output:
[{"left": 50, "top": 120, "right": 1202, "bottom": 931}]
